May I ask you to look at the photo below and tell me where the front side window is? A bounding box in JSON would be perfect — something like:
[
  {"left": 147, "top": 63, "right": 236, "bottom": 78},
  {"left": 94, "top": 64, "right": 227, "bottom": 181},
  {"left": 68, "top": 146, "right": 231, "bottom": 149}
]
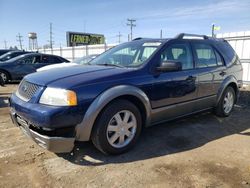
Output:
[
  {"left": 90, "top": 41, "right": 161, "bottom": 67},
  {"left": 21, "top": 56, "right": 40, "bottom": 64},
  {"left": 193, "top": 43, "right": 217, "bottom": 68},
  {"left": 160, "top": 43, "right": 193, "bottom": 70}
]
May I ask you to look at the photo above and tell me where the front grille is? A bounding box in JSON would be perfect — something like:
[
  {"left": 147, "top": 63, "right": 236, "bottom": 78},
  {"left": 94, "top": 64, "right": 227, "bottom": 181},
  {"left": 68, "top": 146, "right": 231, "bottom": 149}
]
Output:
[{"left": 16, "top": 80, "right": 41, "bottom": 101}]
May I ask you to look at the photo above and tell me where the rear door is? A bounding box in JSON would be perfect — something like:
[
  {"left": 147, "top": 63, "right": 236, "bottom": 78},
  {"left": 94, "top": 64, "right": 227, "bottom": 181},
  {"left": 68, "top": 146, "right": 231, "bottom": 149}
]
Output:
[{"left": 191, "top": 41, "right": 226, "bottom": 110}]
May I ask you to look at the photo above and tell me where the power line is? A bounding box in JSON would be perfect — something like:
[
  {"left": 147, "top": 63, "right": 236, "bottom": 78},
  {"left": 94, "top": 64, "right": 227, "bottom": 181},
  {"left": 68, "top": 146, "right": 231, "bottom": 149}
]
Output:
[
  {"left": 116, "top": 32, "right": 122, "bottom": 43},
  {"left": 127, "top": 19, "right": 136, "bottom": 41},
  {"left": 16, "top": 33, "right": 23, "bottom": 50}
]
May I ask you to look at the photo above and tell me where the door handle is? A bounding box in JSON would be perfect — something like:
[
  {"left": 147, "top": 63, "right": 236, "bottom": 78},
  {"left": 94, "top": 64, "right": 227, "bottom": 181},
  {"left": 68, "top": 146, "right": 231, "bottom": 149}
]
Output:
[
  {"left": 219, "top": 71, "right": 226, "bottom": 76},
  {"left": 186, "top": 76, "right": 196, "bottom": 81}
]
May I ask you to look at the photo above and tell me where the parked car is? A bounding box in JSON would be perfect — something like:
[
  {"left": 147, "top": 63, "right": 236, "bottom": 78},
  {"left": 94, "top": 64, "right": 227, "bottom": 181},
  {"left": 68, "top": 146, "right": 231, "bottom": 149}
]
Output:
[
  {"left": 9, "top": 33, "right": 243, "bottom": 155},
  {"left": 0, "top": 50, "right": 31, "bottom": 62},
  {"left": 0, "top": 53, "right": 69, "bottom": 83},
  {"left": 0, "top": 49, "right": 13, "bottom": 56},
  {"left": 37, "top": 54, "right": 98, "bottom": 72}
]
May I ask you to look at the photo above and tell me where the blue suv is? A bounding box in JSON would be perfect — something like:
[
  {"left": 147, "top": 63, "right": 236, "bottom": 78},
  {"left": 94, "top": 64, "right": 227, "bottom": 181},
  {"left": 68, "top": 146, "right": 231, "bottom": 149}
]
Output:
[{"left": 9, "top": 33, "right": 243, "bottom": 155}]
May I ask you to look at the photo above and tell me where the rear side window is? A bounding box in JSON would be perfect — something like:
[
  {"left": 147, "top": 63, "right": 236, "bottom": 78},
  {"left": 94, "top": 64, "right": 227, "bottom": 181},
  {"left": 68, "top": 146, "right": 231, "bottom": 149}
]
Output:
[
  {"left": 216, "top": 41, "right": 239, "bottom": 65},
  {"left": 193, "top": 43, "right": 217, "bottom": 68},
  {"left": 214, "top": 50, "right": 224, "bottom": 66},
  {"left": 41, "top": 56, "right": 62, "bottom": 64}
]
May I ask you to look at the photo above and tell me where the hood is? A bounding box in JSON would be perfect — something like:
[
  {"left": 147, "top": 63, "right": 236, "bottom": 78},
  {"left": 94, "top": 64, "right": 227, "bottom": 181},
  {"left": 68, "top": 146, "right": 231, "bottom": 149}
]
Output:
[
  {"left": 25, "top": 65, "right": 132, "bottom": 87},
  {"left": 36, "top": 62, "right": 78, "bottom": 72}
]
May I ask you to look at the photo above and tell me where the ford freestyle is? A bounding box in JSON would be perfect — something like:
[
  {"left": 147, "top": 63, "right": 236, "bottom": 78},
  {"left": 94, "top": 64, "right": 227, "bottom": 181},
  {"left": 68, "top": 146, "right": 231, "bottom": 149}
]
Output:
[{"left": 9, "top": 33, "right": 243, "bottom": 155}]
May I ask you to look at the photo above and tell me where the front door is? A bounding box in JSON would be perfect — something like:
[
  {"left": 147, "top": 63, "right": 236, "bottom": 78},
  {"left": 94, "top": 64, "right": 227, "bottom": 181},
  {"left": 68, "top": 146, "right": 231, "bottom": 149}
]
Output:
[
  {"left": 15, "top": 55, "right": 42, "bottom": 79},
  {"left": 151, "top": 41, "right": 199, "bottom": 123}
]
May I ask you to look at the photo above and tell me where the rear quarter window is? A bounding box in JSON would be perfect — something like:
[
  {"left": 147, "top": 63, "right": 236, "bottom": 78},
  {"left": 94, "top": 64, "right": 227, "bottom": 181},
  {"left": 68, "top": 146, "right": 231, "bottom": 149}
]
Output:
[{"left": 216, "top": 41, "right": 239, "bottom": 65}]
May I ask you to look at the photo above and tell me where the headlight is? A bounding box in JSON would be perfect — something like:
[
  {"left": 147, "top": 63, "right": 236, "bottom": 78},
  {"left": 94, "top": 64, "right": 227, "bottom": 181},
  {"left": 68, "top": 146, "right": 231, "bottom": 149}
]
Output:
[{"left": 39, "top": 88, "right": 77, "bottom": 106}]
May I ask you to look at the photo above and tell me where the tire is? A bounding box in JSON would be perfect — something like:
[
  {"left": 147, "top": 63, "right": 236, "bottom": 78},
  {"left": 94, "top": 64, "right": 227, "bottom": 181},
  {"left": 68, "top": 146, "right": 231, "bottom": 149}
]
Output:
[
  {"left": 215, "top": 86, "right": 236, "bottom": 117},
  {"left": 91, "top": 99, "right": 142, "bottom": 155},
  {"left": 0, "top": 70, "right": 9, "bottom": 84}
]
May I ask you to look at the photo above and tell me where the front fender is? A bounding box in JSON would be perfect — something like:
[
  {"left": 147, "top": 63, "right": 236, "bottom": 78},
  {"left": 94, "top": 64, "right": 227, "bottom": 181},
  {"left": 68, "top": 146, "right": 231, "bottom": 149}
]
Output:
[{"left": 75, "top": 85, "right": 151, "bottom": 141}]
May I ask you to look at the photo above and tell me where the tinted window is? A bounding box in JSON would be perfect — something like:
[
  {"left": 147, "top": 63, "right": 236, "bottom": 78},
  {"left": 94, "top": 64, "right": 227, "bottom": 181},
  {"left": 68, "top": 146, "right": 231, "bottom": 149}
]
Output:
[
  {"left": 216, "top": 41, "right": 239, "bottom": 65},
  {"left": 214, "top": 50, "right": 224, "bottom": 66},
  {"left": 160, "top": 43, "right": 193, "bottom": 70},
  {"left": 41, "top": 56, "right": 63, "bottom": 64},
  {"left": 193, "top": 43, "right": 217, "bottom": 68},
  {"left": 49, "top": 56, "right": 63, "bottom": 63}
]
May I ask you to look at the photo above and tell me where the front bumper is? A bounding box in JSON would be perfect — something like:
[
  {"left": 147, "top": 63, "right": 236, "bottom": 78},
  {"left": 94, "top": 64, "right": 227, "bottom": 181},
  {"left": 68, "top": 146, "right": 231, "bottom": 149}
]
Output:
[{"left": 10, "top": 107, "right": 75, "bottom": 153}]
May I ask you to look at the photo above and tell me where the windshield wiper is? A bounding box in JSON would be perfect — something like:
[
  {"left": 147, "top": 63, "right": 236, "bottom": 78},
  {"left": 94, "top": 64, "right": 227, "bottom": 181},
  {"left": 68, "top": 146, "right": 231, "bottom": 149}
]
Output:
[{"left": 97, "top": 63, "right": 125, "bottom": 68}]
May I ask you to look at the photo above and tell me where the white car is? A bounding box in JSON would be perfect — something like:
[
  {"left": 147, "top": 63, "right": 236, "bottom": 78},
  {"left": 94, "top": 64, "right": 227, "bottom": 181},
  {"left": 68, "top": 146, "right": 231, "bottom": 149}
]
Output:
[{"left": 36, "top": 54, "right": 98, "bottom": 72}]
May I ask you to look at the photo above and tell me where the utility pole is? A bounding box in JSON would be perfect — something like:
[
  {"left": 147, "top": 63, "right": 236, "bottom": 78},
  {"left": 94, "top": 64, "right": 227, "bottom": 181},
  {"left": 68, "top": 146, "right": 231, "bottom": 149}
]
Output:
[
  {"left": 16, "top": 33, "right": 23, "bottom": 50},
  {"left": 49, "top": 22, "right": 53, "bottom": 49},
  {"left": 127, "top": 19, "right": 136, "bottom": 41},
  {"left": 116, "top": 32, "right": 122, "bottom": 43},
  {"left": 3, "top": 40, "right": 7, "bottom": 49},
  {"left": 211, "top": 23, "right": 215, "bottom": 37},
  {"left": 160, "top": 29, "right": 163, "bottom": 39}
]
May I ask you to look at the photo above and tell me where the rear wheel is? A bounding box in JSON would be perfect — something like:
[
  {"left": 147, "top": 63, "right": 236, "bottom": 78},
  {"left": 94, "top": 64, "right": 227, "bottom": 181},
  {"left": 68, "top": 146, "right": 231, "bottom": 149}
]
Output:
[
  {"left": 215, "top": 86, "right": 236, "bottom": 117},
  {"left": 0, "top": 71, "right": 9, "bottom": 84},
  {"left": 91, "top": 99, "right": 142, "bottom": 155}
]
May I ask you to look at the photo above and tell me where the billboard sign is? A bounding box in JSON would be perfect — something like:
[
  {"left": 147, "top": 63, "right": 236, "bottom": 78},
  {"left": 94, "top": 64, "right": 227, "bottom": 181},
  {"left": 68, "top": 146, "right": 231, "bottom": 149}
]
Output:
[{"left": 66, "top": 32, "right": 105, "bottom": 46}]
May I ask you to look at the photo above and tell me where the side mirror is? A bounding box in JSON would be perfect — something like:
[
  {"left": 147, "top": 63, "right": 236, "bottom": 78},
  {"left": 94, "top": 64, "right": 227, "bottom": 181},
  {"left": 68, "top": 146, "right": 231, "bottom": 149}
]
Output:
[{"left": 156, "top": 60, "right": 182, "bottom": 72}]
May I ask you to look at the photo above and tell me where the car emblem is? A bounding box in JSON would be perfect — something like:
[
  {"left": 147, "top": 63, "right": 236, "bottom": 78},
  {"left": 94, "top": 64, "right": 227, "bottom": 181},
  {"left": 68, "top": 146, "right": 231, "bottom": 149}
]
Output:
[{"left": 22, "top": 84, "right": 28, "bottom": 92}]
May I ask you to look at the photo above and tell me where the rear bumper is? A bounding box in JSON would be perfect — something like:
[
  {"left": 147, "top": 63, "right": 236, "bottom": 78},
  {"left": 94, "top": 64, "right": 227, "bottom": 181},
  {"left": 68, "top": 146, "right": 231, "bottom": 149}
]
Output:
[{"left": 10, "top": 107, "right": 75, "bottom": 153}]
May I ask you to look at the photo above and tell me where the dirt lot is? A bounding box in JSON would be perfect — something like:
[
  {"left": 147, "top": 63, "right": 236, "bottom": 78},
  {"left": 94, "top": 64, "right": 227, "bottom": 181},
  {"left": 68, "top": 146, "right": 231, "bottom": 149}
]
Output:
[{"left": 0, "top": 84, "right": 250, "bottom": 188}]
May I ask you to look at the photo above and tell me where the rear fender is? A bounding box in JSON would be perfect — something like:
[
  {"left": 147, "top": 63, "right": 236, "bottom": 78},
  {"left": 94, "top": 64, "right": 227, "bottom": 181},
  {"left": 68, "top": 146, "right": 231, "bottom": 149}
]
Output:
[{"left": 216, "top": 75, "right": 239, "bottom": 105}]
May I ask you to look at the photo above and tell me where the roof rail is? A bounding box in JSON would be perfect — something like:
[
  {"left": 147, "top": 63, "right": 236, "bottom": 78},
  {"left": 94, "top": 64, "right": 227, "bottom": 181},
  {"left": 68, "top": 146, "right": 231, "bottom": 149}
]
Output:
[
  {"left": 132, "top": 37, "right": 143, "bottom": 41},
  {"left": 175, "top": 33, "right": 209, "bottom": 39}
]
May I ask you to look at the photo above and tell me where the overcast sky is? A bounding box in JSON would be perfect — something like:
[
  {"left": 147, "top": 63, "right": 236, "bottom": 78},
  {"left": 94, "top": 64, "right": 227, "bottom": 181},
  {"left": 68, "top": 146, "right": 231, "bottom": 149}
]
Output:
[{"left": 0, "top": 0, "right": 250, "bottom": 49}]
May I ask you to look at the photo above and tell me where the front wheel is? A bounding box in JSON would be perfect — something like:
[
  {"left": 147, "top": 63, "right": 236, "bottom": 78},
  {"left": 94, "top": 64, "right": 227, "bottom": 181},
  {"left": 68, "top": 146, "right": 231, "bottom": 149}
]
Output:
[
  {"left": 215, "top": 86, "right": 236, "bottom": 117},
  {"left": 91, "top": 99, "right": 142, "bottom": 155}
]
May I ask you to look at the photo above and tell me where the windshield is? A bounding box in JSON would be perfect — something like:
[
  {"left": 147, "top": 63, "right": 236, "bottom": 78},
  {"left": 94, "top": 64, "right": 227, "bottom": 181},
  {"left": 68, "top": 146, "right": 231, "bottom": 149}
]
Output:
[
  {"left": 4, "top": 54, "right": 27, "bottom": 63},
  {"left": 0, "top": 52, "right": 14, "bottom": 61},
  {"left": 0, "top": 52, "right": 26, "bottom": 61},
  {"left": 90, "top": 40, "right": 161, "bottom": 67},
  {"left": 72, "top": 55, "right": 97, "bottom": 65}
]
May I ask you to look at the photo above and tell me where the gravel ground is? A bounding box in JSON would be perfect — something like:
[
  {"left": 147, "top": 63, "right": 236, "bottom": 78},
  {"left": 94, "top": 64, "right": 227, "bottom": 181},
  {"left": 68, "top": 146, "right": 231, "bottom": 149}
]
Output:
[{"left": 0, "top": 84, "right": 250, "bottom": 188}]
